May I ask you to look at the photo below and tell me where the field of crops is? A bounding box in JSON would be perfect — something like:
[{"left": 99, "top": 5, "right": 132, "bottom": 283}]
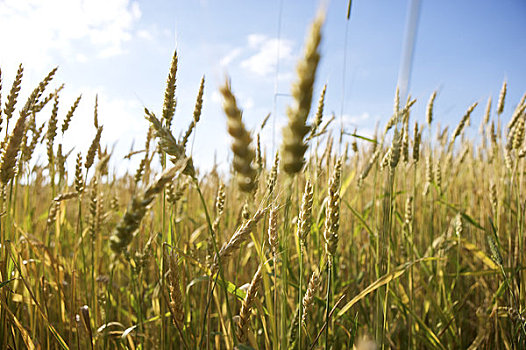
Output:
[{"left": 0, "top": 10, "right": 525, "bottom": 350}]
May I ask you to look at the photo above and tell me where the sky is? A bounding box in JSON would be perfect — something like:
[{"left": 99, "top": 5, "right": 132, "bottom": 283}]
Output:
[{"left": 0, "top": 0, "right": 525, "bottom": 175}]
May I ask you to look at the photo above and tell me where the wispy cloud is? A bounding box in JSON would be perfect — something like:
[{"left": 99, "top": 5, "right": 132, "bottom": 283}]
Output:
[
  {"left": 342, "top": 112, "right": 374, "bottom": 125},
  {"left": 241, "top": 35, "right": 294, "bottom": 76},
  {"left": 218, "top": 34, "right": 295, "bottom": 77},
  {"left": 0, "top": 0, "right": 142, "bottom": 71},
  {"left": 137, "top": 29, "right": 155, "bottom": 41},
  {"left": 220, "top": 48, "right": 243, "bottom": 67},
  {"left": 340, "top": 113, "right": 378, "bottom": 138}
]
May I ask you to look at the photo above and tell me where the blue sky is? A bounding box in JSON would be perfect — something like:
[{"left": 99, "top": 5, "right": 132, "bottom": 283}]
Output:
[{"left": 1, "top": 0, "right": 525, "bottom": 173}]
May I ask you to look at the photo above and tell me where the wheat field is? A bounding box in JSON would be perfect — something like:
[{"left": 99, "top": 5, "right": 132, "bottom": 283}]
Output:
[{"left": 0, "top": 10, "right": 525, "bottom": 350}]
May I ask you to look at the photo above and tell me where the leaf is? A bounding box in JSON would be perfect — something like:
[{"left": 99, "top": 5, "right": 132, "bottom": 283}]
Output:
[
  {"left": 0, "top": 277, "right": 16, "bottom": 289},
  {"left": 191, "top": 274, "right": 247, "bottom": 300},
  {"left": 339, "top": 169, "right": 355, "bottom": 198},
  {"left": 186, "top": 275, "right": 210, "bottom": 294},
  {"left": 343, "top": 200, "right": 376, "bottom": 245},
  {"left": 8, "top": 248, "right": 70, "bottom": 350},
  {"left": 1, "top": 298, "right": 36, "bottom": 350},
  {"left": 218, "top": 278, "right": 246, "bottom": 300},
  {"left": 460, "top": 239, "right": 498, "bottom": 270},
  {"left": 438, "top": 199, "right": 484, "bottom": 230},
  {"left": 122, "top": 324, "right": 136, "bottom": 339},
  {"left": 391, "top": 291, "right": 447, "bottom": 350},
  {"left": 337, "top": 258, "right": 436, "bottom": 317},
  {"left": 343, "top": 131, "right": 377, "bottom": 143}
]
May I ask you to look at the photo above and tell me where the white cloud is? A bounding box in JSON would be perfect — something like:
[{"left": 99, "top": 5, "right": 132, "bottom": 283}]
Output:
[
  {"left": 76, "top": 53, "right": 88, "bottom": 63},
  {"left": 211, "top": 91, "right": 222, "bottom": 104},
  {"left": 247, "top": 34, "right": 267, "bottom": 48},
  {"left": 137, "top": 29, "right": 154, "bottom": 41},
  {"left": 220, "top": 48, "right": 243, "bottom": 67},
  {"left": 0, "top": 0, "right": 142, "bottom": 72},
  {"left": 241, "top": 35, "right": 294, "bottom": 76},
  {"left": 340, "top": 113, "right": 379, "bottom": 138},
  {"left": 242, "top": 96, "right": 255, "bottom": 110},
  {"left": 342, "top": 112, "right": 373, "bottom": 125}
]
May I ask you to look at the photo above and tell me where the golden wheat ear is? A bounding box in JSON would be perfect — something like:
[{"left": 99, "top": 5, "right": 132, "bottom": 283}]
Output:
[
  {"left": 211, "top": 206, "right": 268, "bottom": 273},
  {"left": 236, "top": 264, "right": 263, "bottom": 343},
  {"left": 220, "top": 78, "right": 257, "bottom": 193},
  {"left": 162, "top": 49, "right": 178, "bottom": 129},
  {"left": 181, "top": 75, "right": 205, "bottom": 149},
  {"left": 324, "top": 158, "right": 342, "bottom": 260},
  {"left": 302, "top": 268, "right": 321, "bottom": 326},
  {"left": 297, "top": 180, "right": 313, "bottom": 245},
  {"left": 281, "top": 11, "right": 325, "bottom": 176}
]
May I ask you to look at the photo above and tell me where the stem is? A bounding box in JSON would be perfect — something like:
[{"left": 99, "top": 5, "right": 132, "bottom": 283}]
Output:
[
  {"left": 273, "top": 254, "right": 278, "bottom": 346},
  {"left": 193, "top": 176, "right": 236, "bottom": 347},
  {"left": 281, "top": 178, "right": 294, "bottom": 350},
  {"left": 325, "top": 260, "right": 332, "bottom": 350},
  {"left": 103, "top": 263, "right": 116, "bottom": 350},
  {"left": 298, "top": 243, "right": 304, "bottom": 348}
]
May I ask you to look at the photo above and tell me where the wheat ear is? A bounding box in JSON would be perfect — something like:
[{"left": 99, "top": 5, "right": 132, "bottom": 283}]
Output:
[
  {"left": 220, "top": 79, "right": 257, "bottom": 193},
  {"left": 281, "top": 11, "right": 325, "bottom": 175},
  {"left": 212, "top": 207, "right": 268, "bottom": 273},
  {"left": 162, "top": 49, "right": 178, "bottom": 129},
  {"left": 181, "top": 75, "right": 205, "bottom": 149},
  {"left": 109, "top": 162, "right": 186, "bottom": 254},
  {"left": 325, "top": 158, "right": 342, "bottom": 259},
  {"left": 236, "top": 264, "right": 263, "bottom": 343}
]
